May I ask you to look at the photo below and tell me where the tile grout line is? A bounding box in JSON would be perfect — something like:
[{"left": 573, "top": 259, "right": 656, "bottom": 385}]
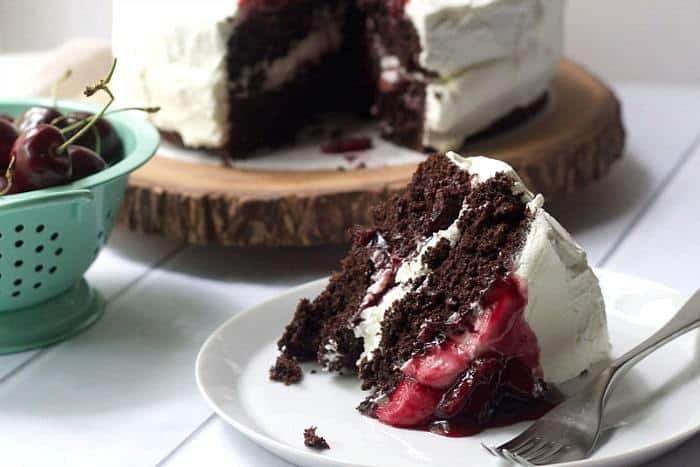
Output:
[
  {"left": 597, "top": 127, "right": 700, "bottom": 267},
  {"left": 0, "top": 242, "right": 188, "bottom": 386},
  {"left": 0, "top": 348, "right": 48, "bottom": 385},
  {"left": 155, "top": 413, "right": 217, "bottom": 467}
]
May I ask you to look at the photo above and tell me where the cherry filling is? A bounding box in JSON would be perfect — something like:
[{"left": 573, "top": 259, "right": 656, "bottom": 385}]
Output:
[
  {"left": 321, "top": 137, "right": 373, "bottom": 154},
  {"left": 358, "top": 232, "right": 402, "bottom": 310},
  {"left": 374, "top": 275, "right": 546, "bottom": 435}
]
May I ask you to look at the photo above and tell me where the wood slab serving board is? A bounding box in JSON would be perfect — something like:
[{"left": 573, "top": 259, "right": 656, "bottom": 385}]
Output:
[{"left": 120, "top": 60, "right": 625, "bottom": 247}]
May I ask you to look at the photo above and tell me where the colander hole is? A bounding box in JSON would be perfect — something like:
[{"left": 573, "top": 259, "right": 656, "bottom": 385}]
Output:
[
  {"left": 13, "top": 279, "right": 21, "bottom": 286},
  {"left": 35, "top": 245, "right": 44, "bottom": 253},
  {"left": 14, "top": 260, "right": 22, "bottom": 268},
  {"left": 50, "top": 233, "right": 59, "bottom": 241},
  {"left": 97, "top": 231, "right": 103, "bottom": 239},
  {"left": 55, "top": 248, "right": 63, "bottom": 256},
  {"left": 35, "top": 225, "right": 45, "bottom": 233},
  {"left": 49, "top": 266, "right": 57, "bottom": 274},
  {"left": 93, "top": 248, "right": 99, "bottom": 257},
  {"left": 12, "top": 291, "right": 20, "bottom": 298},
  {"left": 14, "top": 240, "right": 23, "bottom": 248},
  {"left": 35, "top": 265, "right": 43, "bottom": 272},
  {"left": 14, "top": 225, "right": 23, "bottom": 233},
  {"left": 33, "top": 282, "right": 42, "bottom": 289},
  {"left": 107, "top": 210, "right": 112, "bottom": 220}
]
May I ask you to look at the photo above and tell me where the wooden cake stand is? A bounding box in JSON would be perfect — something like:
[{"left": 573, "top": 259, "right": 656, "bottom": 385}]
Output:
[{"left": 119, "top": 60, "right": 625, "bottom": 247}]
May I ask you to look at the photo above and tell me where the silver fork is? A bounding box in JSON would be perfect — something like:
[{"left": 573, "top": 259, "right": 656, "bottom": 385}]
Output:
[{"left": 484, "top": 289, "right": 700, "bottom": 465}]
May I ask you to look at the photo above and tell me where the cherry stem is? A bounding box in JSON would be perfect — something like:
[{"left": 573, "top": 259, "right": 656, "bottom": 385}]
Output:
[
  {"left": 55, "top": 105, "right": 160, "bottom": 133},
  {"left": 104, "top": 106, "right": 160, "bottom": 116},
  {"left": 51, "top": 69, "right": 72, "bottom": 107},
  {"left": 57, "top": 59, "right": 117, "bottom": 154},
  {"left": 0, "top": 156, "right": 15, "bottom": 196},
  {"left": 91, "top": 125, "right": 102, "bottom": 155}
]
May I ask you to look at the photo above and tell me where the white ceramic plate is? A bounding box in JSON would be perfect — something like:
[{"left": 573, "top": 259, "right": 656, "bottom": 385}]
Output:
[{"left": 196, "top": 270, "right": 700, "bottom": 467}]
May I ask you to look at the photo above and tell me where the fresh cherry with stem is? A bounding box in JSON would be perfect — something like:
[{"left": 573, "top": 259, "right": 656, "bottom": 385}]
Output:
[
  {"left": 69, "top": 145, "right": 106, "bottom": 180},
  {"left": 0, "top": 118, "right": 18, "bottom": 172},
  {"left": 0, "top": 157, "right": 16, "bottom": 195},
  {"left": 55, "top": 106, "right": 158, "bottom": 164},
  {"left": 8, "top": 60, "right": 117, "bottom": 193},
  {"left": 13, "top": 69, "right": 72, "bottom": 133},
  {"left": 58, "top": 112, "right": 120, "bottom": 163},
  {"left": 14, "top": 106, "right": 63, "bottom": 134}
]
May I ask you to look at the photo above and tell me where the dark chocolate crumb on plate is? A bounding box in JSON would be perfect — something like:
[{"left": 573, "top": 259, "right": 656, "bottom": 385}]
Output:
[
  {"left": 270, "top": 354, "right": 303, "bottom": 385},
  {"left": 304, "top": 426, "right": 330, "bottom": 450},
  {"left": 310, "top": 369, "right": 317, "bottom": 374}
]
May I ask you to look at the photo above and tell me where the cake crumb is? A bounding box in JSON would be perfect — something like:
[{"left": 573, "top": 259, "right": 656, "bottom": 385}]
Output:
[
  {"left": 270, "top": 354, "right": 302, "bottom": 385},
  {"left": 310, "top": 369, "right": 317, "bottom": 374},
  {"left": 304, "top": 426, "right": 330, "bottom": 450}
]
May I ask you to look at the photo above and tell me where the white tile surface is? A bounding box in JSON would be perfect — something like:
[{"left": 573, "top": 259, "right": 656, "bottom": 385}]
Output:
[
  {"left": 0, "top": 245, "right": 343, "bottom": 466},
  {"left": 547, "top": 84, "right": 700, "bottom": 265},
  {"left": 0, "top": 229, "right": 180, "bottom": 380},
  {"left": 605, "top": 142, "right": 700, "bottom": 294},
  {"left": 0, "top": 84, "right": 699, "bottom": 466}
]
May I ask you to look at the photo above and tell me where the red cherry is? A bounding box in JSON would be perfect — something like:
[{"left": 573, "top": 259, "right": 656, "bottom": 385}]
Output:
[
  {"left": 477, "top": 276, "right": 527, "bottom": 344},
  {"left": 14, "top": 106, "right": 62, "bottom": 133},
  {"left": 435, "top": 356, "right": 503, "bottom": 420},
  {"left": 402, "top": 340, "right": 471, "bottom": 389},
  {"left": 10, "top": 124, "right": 71, "bottom": 192},
  {"left": 0, "top": 119, "right": 18, "bottom": 172},
  {"left": 500, "top": 358, "right": 539, "bottom": 400},
  {"left": 375, "top": 378, "right": 442, "bottom": 427},
  {"left": 58, "top": 112, "right": 123, "bottom": 164},
  {"left": 69, "top": 145, "right": 106, "bottom": 180}
]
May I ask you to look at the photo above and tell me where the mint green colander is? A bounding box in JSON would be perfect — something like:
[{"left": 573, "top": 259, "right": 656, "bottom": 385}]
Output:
[{"left": 0, "top": 98, "right": 159, "bottom": 353}]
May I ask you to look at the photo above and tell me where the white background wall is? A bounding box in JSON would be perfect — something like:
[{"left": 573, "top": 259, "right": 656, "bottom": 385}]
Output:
[{"left": 0, "top": 0, "right": 698, "bottom": 85}]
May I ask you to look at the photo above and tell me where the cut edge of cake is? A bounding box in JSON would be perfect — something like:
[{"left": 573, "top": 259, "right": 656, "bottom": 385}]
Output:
[{"left": 112, "top": 0, "right": 564, "bottom": 157}]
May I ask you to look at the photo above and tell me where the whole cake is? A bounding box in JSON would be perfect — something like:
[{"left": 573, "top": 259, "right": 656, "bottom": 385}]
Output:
[
  {"left": 274, "top": 152, "right": 610, "bottom": 433},
  {"left": 112, "top": 0, "right": 563, "bottom": 158}
]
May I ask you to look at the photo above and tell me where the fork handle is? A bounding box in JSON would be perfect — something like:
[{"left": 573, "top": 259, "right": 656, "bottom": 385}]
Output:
[{"left": 604, "top": 289, "right": 700, "bottom": 402}]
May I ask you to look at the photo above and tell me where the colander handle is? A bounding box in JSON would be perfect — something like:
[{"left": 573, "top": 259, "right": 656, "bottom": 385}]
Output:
[{"left": 0, "top": 189, "right": 93, "bottom": 212}]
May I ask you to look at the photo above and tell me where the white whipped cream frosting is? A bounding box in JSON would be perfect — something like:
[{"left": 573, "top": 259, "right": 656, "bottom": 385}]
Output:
[
  {"left": 112, "top": 0, "right": 236, "bottom": 148},
  {"left": 354, "top": 152, "right": 610, "bottom": 384},
  {"left": 412, "top": 0, "right": 565, "bottom": 151},
  {"left": 112, "top": 0, "right": 344, "bottom": 148}
]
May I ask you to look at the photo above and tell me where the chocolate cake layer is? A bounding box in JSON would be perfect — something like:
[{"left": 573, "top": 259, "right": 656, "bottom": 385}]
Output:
[
  {"left": 228, "top": 0, "right": 346, "bottom": 83},
  {"left": 360, "top": 0, "right": 425, "bottom": 73},
  {"left": 361, "top": 0, "right": 428, "bottom": 150},
  {"left": 225, "top": 0, "right": 373, "bottom": 157},
  {"left": 278, "top": 154, "right": 473, "bottom": 366},
  {"left": 359, "top": 174, "right": 531, "bottom": 392}
]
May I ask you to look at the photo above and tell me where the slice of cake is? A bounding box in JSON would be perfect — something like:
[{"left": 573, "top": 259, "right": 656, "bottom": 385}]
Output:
[
  {"left": 112, "top": 0, "right": 563, "bottom": 158},
  {"left": 275, "top": 152, "right": 610, "bottom": 433}
]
